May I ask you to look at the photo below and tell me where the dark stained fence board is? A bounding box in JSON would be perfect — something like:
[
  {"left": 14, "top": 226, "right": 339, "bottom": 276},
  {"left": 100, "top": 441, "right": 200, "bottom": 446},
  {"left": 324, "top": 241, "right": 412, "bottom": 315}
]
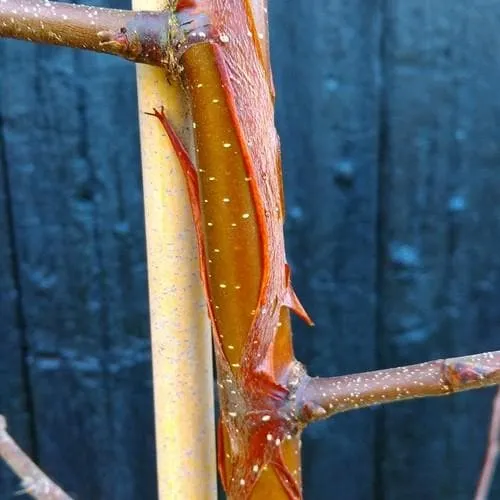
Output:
[
  {"left": 1, "top": 1, "right": 500, "bottom": 499},
  {"left": 73, "top": 45, "right": 155, "bottom": 500},
  {"left": 270, "top": 1, "right": 382, "bottom": 498},
  {"left": 379, "top": 0, "right": 500, "bottom": 498},
  {"left": 1, "top": 38, "right": 105, "bottom": 498},
  {"left": 0, "top": 64, "right": 33, "bottom": 494},
  {"left": 0, "top": 6, "right": 155, "bottom": 497}
]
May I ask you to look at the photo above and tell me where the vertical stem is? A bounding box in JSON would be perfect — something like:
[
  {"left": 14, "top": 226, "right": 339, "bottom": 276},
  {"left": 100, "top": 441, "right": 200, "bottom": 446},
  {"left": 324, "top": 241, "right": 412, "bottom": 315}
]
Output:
[
  {"left": 132, "top": 1, "right": 216, "bottom": 498},
  {"left": 475, "top": 388, "right": 500, "bottom": 500}
]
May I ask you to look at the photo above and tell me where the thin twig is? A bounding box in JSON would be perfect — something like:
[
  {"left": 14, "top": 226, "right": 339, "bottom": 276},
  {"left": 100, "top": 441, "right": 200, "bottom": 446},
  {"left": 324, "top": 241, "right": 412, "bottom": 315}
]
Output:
[
  {"left": 297, "top": 350, "right": 500, "bottom": 423},
  {"left": 0, "top": 0, "right": 192, "bottom": 67},
  {"left": 475, "top": 388, "right": 500, "bottom": 500},
  {"left": 0, "top": 415, "right": 73, "bottom": 500}
]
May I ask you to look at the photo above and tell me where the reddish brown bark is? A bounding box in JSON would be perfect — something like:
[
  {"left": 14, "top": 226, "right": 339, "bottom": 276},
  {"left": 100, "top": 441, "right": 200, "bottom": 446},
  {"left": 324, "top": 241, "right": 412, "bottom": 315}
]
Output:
[
  {"left": 160, "top": 1, "right": 500, "bottom": 498},
  {"left": 155, "top": 1, "right": 312, "bottom": 497},
  {"left": 0, "top": 0, "right": 207, "bottom": 67},
  {"left": 297, "top": 351, "right": 500, "bottom": 424}
]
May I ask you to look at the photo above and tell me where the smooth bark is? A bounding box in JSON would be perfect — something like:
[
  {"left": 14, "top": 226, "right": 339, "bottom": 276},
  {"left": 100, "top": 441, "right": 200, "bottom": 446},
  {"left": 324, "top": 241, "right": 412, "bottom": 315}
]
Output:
[
  {"left": 133, "top": 0, "right": 217, "bottom": 498},
  {"left": 299, "top": 351, "right": 500, "bottom": 423}
]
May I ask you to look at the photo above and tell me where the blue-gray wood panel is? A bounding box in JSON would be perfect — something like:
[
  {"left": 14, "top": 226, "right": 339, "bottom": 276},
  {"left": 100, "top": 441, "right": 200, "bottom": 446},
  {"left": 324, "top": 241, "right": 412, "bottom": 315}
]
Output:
[
  {"left": 270, "top": 1, "right": 380, "bottom": 498},
  {"left": 0, "top": 0, "right": 155, "bottom": 497},
  {"left": 375, "top": 1, "right": 500, "bottom": 498},
  {"left": 0, "top": 0, "right": 499, "bottom": 499},
  {"left": 0, "top": 72, "right": 34, "bottom": 496}
]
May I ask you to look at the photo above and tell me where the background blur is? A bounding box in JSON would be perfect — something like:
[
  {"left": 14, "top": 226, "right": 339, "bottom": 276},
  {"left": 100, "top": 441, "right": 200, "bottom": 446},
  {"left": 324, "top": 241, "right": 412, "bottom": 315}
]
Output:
[{"left": 1, "top": 0, "right": 499, "bottom": 498}]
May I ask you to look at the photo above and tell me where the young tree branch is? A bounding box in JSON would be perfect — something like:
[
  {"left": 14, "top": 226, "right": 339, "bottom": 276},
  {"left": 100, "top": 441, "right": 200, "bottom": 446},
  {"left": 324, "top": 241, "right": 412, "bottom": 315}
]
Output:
[
  {"left": 297, "top": 350, "right": 500, "bottom": 424},
  {"left": 475, "top": 387, "right": 500, "bottom": 500},
  {"left": 0, "top": 415, "right": 72, "bottom": 500},
  {"left": 0, "top": 0, "right": 200, "bottom": 67}
]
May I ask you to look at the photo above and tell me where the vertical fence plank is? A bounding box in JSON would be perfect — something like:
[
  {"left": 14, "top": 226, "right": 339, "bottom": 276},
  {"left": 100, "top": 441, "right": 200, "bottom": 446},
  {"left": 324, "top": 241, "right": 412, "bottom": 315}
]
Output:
[
  {"left": 72, "top": 46, "right": 156, "bottom": 499},
  {"left": 0, "top": 4, "right": 154, "bottom": 497},
  {"left": 270, "top": 1, "right": 382, "bottom": 498},
  {"left": 379, "top": 1, "right": 500, "bottom": 498},
  {"left": 0, "top": 81, "right": 33, "bottom": 495},
  {"left": 2, "top": 1, "right": 500, "bottom": 498}
]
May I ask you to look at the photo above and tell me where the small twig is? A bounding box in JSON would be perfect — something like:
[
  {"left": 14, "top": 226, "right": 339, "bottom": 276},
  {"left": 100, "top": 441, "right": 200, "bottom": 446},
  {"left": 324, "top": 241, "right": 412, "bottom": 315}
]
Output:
[
  {"left": 0, "top": 415, "right": 73, "bottom": 500},
  {"left": 297, "top": 350, "right": 500, "bottom": 423},
  {"left": 475, "top": 388, "right": 500, "bottom": 500},
  {"left": 0, "top": 0, "right": 194, "bottom": 67}
]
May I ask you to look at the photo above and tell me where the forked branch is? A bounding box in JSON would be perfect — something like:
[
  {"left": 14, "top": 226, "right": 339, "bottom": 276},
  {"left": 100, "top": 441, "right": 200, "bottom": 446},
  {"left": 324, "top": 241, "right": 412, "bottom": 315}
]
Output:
[
  {"left": 0, "top": 415, "right": 72, "bottom": 500},
  {"left": 298, "top": 351, "right": 500, "bottom": 423}
]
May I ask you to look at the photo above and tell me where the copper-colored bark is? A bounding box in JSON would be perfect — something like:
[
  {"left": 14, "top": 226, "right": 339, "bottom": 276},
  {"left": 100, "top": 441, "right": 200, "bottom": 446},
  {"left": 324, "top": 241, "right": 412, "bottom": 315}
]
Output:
[
  {"left": 183, "top": 45, "right": 263, "bottom": 366},
  {"left": 179, "top": 38, "right": 305, "bottom": 497},
  {"left": 161, "top": 2, "right": 500, "bottom": 498},
  {"left": 167, "top": 1, "right": 310, "bottom": 497}
]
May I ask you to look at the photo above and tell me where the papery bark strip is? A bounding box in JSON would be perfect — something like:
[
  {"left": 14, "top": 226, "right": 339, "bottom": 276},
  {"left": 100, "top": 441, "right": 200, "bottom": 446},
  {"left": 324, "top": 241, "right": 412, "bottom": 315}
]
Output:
[{"left": 158, "top": 0, "right": 312, "bottom": 497}]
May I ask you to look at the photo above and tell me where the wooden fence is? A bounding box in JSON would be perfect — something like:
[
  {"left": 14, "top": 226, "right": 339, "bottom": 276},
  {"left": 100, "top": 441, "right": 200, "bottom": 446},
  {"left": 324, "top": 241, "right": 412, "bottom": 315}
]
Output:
[{"left": 1, "top": 1, "right": 499, "bottom": 498}]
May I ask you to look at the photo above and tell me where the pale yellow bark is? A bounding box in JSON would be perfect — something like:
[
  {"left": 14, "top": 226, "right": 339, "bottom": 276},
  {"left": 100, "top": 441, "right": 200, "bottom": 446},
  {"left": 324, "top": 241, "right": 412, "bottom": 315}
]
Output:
[{"left": 133, "top": 1, "right": 216, "bottom": 499}]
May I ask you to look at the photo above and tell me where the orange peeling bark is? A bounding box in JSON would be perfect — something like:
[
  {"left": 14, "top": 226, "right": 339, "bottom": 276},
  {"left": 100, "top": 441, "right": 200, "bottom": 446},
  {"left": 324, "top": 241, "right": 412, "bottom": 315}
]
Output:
[
  {"left": 180, "top": 40, "right": 306, "bottom": 498},
  {"left": 166, "top": 1, "right": 312, "bottom": 497},
  {"left": 136, "top": 1, "right": 314, "bottom": 497},
  {"left": 182, "top": 45, "right": 262, "bottom": 367}
]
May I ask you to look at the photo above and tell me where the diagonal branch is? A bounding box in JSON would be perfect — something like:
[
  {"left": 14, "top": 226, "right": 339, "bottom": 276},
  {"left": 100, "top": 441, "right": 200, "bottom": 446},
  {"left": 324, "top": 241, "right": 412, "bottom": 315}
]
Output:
[
  {"left": 0, "top": 0, "right": 205, "bottom": 68},
  {"left": 297, "top": 350, "right": 500, "bottom": 424},
  {"left": 0, "top": 415, "right": 72, "bottom": 500},
  {"left": 475, "top": 387, "right": 500, "bottom": 500}
]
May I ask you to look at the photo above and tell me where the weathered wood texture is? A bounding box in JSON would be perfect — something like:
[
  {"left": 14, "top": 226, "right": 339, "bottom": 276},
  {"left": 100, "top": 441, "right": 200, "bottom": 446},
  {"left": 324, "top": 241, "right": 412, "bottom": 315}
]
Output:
[
  {"left": 271, "top": 0, "right": 500, "bottom": 498},
  {"left": 374, "top": 2, "right": 500, "bottom": 498},
  {"left": 270, "top": 2, "right": 380, "bottom": 498},
  {"left": 0, "top": 0, "right": 499, "bottom": 499},
  {"left": 0, "top": 0, "right": 155, "bottom": 496}
]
